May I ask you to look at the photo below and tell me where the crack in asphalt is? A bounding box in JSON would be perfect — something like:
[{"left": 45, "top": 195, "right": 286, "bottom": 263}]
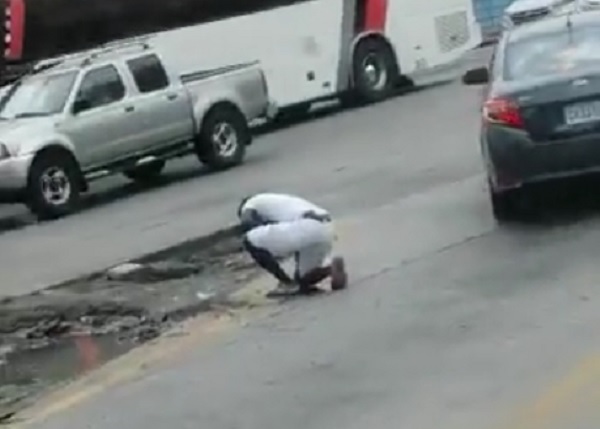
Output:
[{"left": 353, "top": 227, "right": 496, "bottom": 288}]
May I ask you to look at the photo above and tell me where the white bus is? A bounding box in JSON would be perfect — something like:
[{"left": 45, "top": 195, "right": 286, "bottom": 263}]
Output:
[{"left": 2, "top": 0, "right": 482, "bottom": 113}]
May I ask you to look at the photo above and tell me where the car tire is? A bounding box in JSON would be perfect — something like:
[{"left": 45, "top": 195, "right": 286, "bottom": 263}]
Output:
[
  {"left": 124, "top": 160, "right": 165, "bottom": 184},
  {"left": 26, "top": 150, "right": 81, "bottom": 220},
  {"left": 195, "top": 104, "right": 248, "bottom": 170},
  {"left": 491, "top": 189, "right": 519, "bottom": 222},
  {"left": 490, "top": 184, "right": 537, "bottom": 223},
  {"left": 350, "top": 38, "right": 399, "bottom": 103}
]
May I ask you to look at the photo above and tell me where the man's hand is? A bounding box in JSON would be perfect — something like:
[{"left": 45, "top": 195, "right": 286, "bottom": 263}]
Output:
[{"left": 302, "top": 210, "right": 331, "bottom": 222}]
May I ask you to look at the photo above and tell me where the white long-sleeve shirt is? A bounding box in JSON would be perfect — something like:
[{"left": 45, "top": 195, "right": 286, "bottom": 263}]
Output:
[{"left": 238, "top": 193, "right": 329, "bottom": 225}]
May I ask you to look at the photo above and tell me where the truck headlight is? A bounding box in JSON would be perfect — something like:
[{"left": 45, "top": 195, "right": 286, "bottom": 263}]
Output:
[{"left": 0, "top": 143, "right": 11, "bottom": 160}]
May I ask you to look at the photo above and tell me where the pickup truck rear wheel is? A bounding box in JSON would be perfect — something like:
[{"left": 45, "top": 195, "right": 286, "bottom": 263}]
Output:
[
  {"left": 26, "top": 151, "right": 81, "bottom": 220},
  {"left": 196, "top": 105, "right": 248, "bottom": 170},
  {"left": 124, "top": 160, "right": 165, "bottom": 185}
]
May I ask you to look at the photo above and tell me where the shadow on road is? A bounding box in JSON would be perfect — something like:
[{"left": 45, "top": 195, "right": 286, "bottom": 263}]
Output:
[
  {"left": 0, "top": 156, "right": 265, "bottom": 236},
  {"left": 254, "top": 82, "right": 441, "bottom": 135},
  {"left": 501, "top": 174, "right": 600, "bottom": 230}
]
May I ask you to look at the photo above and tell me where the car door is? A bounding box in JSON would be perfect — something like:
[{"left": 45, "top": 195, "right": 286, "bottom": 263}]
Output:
[
  {"left": 125, "top": 53, "right": 194, "bottom": 150},
  {"left": 58, "top": 64, "right": 145, "bottom": 169}
]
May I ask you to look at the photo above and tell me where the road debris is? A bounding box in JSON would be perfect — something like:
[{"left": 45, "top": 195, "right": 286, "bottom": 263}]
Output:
[{"left": 0, "top": 229, "right": 259, "bottom": 421}]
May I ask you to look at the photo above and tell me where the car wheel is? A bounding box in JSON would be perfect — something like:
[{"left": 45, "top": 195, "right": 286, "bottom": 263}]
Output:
[
  {"left": 351, "top": 38, "right": 399, "bottom": 103},
  {"left": 124, "top": 160, "right": 165, "bottom": 184},
  {"left": 196, "top": 104, "right": 248, "bottom": 170},
  {"left": 491, "top": 189, "right": 520, "bottom": 222},
  {"left": 490, "top": 184, "right": 538, "bottom": 223},
  {"left": 26, "top": 150, "right": 81, "bottom": 220}
]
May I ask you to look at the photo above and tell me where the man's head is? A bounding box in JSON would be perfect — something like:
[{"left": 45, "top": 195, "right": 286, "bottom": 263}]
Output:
[
  {"left": 237, "top": 194, "right": 253, "bottom": 219},
  {"left": 237, "top": 194, "right": 262, "bottom": 233}
]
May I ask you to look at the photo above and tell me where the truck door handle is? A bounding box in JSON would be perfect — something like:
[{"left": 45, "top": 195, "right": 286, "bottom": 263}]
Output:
[
  {"left": 124, "top": 105, "right": 135, "bottom": 113},
  {"left": 166, "top": 93, "right": 177, "bottom": 101}
]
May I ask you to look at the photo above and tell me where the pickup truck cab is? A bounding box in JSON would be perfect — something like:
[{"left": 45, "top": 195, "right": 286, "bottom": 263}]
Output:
[{"left": 0, "top": 40, "right": 271, "bottom": 219}]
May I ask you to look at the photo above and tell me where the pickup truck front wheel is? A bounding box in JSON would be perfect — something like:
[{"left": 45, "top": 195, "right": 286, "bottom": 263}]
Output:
[
  {"left": 196, "top": 105, "right": 248, "bottom": 170},
  {"left": 26, "top": 150, "right": 81, "bottom": 220}
]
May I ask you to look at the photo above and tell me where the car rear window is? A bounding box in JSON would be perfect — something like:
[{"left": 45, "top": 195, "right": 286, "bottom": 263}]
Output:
[{"left": 504, "top": 25, "right": 600, "bottom": 80}]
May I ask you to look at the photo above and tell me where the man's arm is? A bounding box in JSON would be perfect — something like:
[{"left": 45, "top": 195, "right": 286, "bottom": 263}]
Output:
[{"left": 302, "top": 210, "right": 332, "bottom": 222}]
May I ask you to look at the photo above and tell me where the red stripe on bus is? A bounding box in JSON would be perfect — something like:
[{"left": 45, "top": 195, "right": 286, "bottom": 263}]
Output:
[
  {"left": 6, "top": 0, "right": 24, "bottom": 60},
  {"left": 363, "top": 0, "right": 388, "bottom": 32}
]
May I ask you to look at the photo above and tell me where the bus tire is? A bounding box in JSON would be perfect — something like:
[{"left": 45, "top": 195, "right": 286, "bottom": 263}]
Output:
[
  {"left": 195, "top": 103, "right": 248, "bottom": 170},
  {"left": 351, "top": 38, "right": 398, "bottom": 103},
  {"left": 26, "top": 149, "right": 82, "bottom": 220}
]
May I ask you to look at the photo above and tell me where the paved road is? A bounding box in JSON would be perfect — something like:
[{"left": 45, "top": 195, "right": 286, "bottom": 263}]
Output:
[
  {"left": 12, "top": 49, "right": 600, "bottom": 429},
  {"left": 0, "top": 51, "right": 488, "bottom": 297}
]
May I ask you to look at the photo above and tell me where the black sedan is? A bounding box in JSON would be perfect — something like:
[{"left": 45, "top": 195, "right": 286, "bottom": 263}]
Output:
[{"left": 463, "top": 10, "right": 600, "bottom": 221}]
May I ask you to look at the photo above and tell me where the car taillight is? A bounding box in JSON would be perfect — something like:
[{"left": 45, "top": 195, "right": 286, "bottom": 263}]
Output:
[{"left": 483, "top": 97, "right": 524, "bottom": 128}]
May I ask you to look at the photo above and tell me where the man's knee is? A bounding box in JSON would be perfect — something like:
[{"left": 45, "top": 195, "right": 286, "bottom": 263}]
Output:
[
  {"left": 243, "top": 236, "right": 278, "bottom": 266},
  {"left": 243, "top": 236, "right": 266, "bottom": 259},
  {"left": 243, "top": 235, "right": 294, "bottom": 285}
]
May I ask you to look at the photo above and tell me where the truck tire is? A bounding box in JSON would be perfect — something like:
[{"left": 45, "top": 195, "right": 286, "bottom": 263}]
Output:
[
  {"left": 124, "top": 160, "right": 165, "bottom": 184},
  {"left": 195, "top": 104, "right": 248, "bottom": 170},
  {"left": 351, "top": 38, "right": 399, "bottom": 103},
  {"left": 26, "top": 150, "right": 82, "bottom": 220}
]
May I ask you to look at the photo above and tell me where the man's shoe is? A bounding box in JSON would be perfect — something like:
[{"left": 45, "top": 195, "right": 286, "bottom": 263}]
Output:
[
  {"left": 266, "top": 282, "right": 298, "bottom": 298},
  {"left": 297, "top": 285, "right": 323, "bottom": 295}
]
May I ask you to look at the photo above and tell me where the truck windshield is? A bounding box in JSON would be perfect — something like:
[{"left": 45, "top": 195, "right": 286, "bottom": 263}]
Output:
[{"left": 0, "top": 71, "right": 77, "bottom": 119}]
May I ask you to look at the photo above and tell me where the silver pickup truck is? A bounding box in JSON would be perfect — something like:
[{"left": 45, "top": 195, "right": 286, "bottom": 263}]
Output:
[{"left": 0, "top": 41, "right": 271, "bottom": 219}]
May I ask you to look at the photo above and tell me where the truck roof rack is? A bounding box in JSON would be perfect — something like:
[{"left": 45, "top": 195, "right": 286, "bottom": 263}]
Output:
[
  {"left": 80, "top": 39, "right": 151, "bottom": 66},
  {"left": 33, "top": 36, "right": 153, "bottom": 72}
]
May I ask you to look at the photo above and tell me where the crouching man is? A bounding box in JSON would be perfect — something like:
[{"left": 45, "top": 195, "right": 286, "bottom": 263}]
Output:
[{"left": 237, "top": 192, "right": 347, "bottom": 297}]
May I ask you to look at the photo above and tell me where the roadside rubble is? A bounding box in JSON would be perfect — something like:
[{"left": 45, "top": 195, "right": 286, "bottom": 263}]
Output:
[{"left": 0, "top": 226, "right": 260, "bottom": 421}]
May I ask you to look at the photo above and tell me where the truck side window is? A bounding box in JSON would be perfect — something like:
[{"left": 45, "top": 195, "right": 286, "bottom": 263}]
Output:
[
  {"left": 127, "top": 54, "right": 169, "bottom": 93},
  {"left": 76, "top": 65, "right": 125, "bottom": 112}
]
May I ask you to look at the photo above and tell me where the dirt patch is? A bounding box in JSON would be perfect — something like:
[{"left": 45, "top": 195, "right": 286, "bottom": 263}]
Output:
[{"left": 0, "top": 227, "right": 261, "bottom": 422}]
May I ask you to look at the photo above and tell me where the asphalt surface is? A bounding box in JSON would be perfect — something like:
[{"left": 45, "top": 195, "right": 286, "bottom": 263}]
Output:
[
  {"left": 8, "top": 48, "right": 600, "bottom": 429},
  {"left": 0, "top": 51, "right": 489, "bottom": 298}
]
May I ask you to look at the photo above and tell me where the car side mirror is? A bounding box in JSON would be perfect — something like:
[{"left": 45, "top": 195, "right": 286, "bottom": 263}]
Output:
[
  {"left": 462, "top": 67, "right": 489, "bottom": 85},
  {"left": 72, "top": 97, "right": 91, "bottom": 114}
]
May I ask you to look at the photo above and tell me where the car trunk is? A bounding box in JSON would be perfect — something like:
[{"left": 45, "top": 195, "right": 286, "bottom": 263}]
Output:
[{"left": 506, "top": 73, "right": 600, "bottom": 141}]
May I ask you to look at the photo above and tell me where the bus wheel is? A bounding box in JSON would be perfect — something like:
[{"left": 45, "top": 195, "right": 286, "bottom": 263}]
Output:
[{"left": 351, "top": 38, "right": 398, "bottom": 103}]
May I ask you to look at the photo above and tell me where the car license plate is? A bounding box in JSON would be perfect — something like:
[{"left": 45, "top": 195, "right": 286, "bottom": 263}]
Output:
[{"left": 564, "top": 101, "right": 600, "bottom": 125}]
